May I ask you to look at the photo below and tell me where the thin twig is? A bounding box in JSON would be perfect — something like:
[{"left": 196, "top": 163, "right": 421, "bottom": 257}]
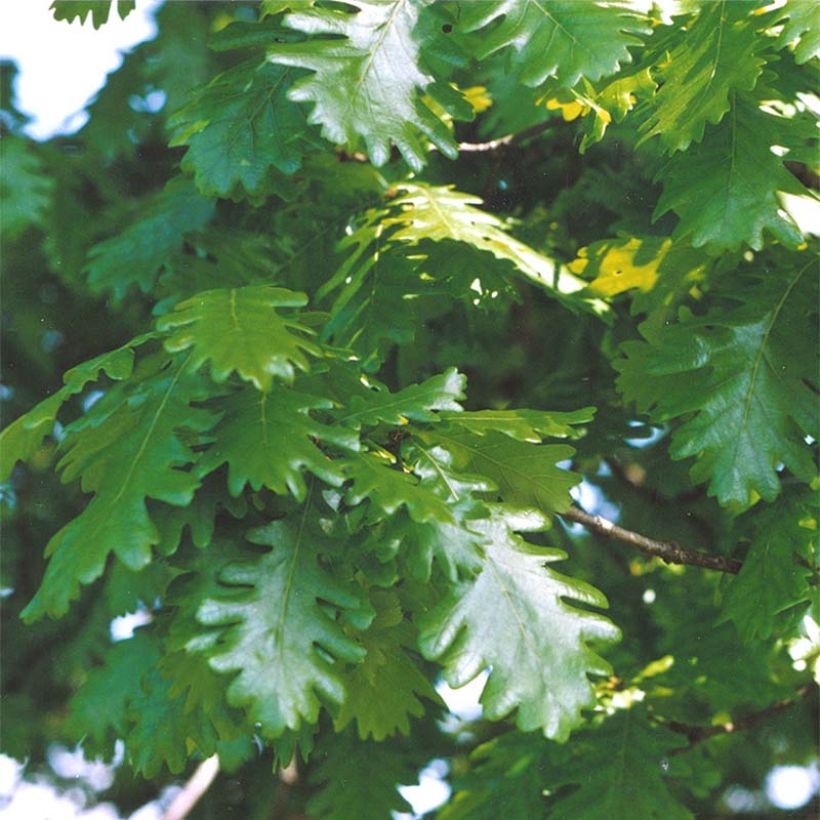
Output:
[
  {"left": 661, "top": 685, "right": 814, "bottom": 753},
  {"left": 162, "top": 755, "right": 220, "bottom": 820},
  {"left": 561, "top": 505, "right": 742, "bottom": 574},
  {"left": 458, "top": 118, "right": 566, "bottom": 152}
]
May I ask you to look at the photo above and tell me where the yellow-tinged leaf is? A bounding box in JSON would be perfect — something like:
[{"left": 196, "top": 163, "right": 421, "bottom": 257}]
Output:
[
  {"left": 463, "top": 85, "right": 492, "bottom": 113},
  {"left": 571, "top": 238, "right": 673, "bottom": 297}
]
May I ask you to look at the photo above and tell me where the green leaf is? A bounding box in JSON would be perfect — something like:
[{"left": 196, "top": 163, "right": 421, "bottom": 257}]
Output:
[
  {"left": 774, "top": 0, "right": 820, "bottom": 63},
  {"left": 439, "top": 406, "right": 594, "bottom": 443},
  {"left": 720, "top": 492, "right": 818, "bottom": 642},
  {"left": 198, "top": 386, "right": 358, "bottom": 500},
  {"left": 545, "top": 708, "right": 692, "bottom": 819},
  {"left": 638, "top": 2, "right": 767, "bottom": 154},
  {"left": 0, "top": 137, "right": 53, "bottom": 240},
  {"left": 420, "top": 427, "right": 579, "bottom": 514},
  {"left": 51, "top": 0, "right": 134, "bottom": 28},
  {"left": 335, "top": 590, "right": 439, "bottom": 740},
  {"left": 616, "top": 258, "right": 818, "bottom": 508},
  {"left": 342, "top": 452, "right": 456, "bottom": 524},
  {"left": 461, "top": 0, "right": 649, "bottom": 87},
  {"left": 0, "top": 334, "right": 153, "bottom": 481},
  {"left": 157, "top": 286, "right": 321, "bottom": 391},
  {"left": 193, "top": 512, "right": 367, "bottom": 737},
  {"left": 22, "top": 360, "right": 216, "bottom": 621},
  {"left": 332, "top": 368, "right": 465, "bottom": 429},
  {"left": 64, "top": 631, "right": 158, "bottom": 758},
  {"left": 420, "top": 506, "right": 619, "bottom": 740},
  {"left": 383, "top": 183, "right": 599, "bottom": 306},
  {"left": 269, "top": 0, "right": 466, "bottom": 170},
  {"left": 86, "top": 178, "right": 215, "bottom": 300},
  {"left": 169, "top": 60, "right": 310, "bottom": 199},
  {"left": 653, "top": 96, "right": 810, "bottom": 250},
  {"left": 306, "top": 732, "right": 414, "bottom": 820}
]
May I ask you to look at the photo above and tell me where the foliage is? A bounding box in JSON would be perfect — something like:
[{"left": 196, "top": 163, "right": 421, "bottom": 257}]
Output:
[{"left": 1, "top": 1, "right": 818, "bottom": 817}]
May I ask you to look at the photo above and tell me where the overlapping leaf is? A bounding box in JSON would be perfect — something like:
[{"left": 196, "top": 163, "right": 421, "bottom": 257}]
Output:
[
  {"left": 616, "top": 259, "right": 818, "bottom": 508},
  {"left": 461, "top": 1, "right": 649, "bottom": 87},
  {"left": 198, "top": 386, "right": 358, "bottom": 500},
  {"left": 85, "top": 178, "right": 215, "bottom": 300},
  {"left": 169, "top": 60, "right": 310, "bottom": 199},
  {"left": 0, "top": 333, "right": 154, "bottom": 481},
  {"left": 720, "top": 492, "right": 818, "bottom": 642},
  {"left": 420, "top": 506, "right": 620, "bottom": 741},
  {"left": 269, "top": 0, "right": 469, "bottom": 170},
  {"left": 193, "top": 515, "right": 367, "bottom": 737},
  {"left": 639, "top": 2, "right": 767, "bottom": 153},
  {"left": 545, "top": 708, "right": 692, "bottom": 819},
  {"left": 22, "top": 360, "right": 216, "bottom": 621},
  {"left": 774, "top": 0, "right": 820, "bottom": 63},
  {"left": 653, "top": 97, "right": 810, "bottom": 250},
  {"left": 158, "top": 286, "right": 321, "bottom": 391},
  {"left": 51, "top": 0, "right": 134, "bottom": 28},
  {"left": 334, "top": 590, "right": 439, "bottom": 740}
]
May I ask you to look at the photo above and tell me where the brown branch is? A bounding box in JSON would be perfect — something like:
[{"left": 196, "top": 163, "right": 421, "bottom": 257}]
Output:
[
  {"left": 162, "top": 755, "right": 220, "bottom": 820},
  {"left": 561, "top": 505, "right": 742, "bottom": 574},
  {"left": 458, "top": 117, "right": 566, "bottom": 153},
  {"left": 661, "top": 686, "right": 815, "bottom": 753}
]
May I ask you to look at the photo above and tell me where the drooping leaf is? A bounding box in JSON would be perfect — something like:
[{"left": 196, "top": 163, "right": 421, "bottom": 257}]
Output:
[
  {"left": 0, "top": 137, "right": 53, "bottom": 240},
  {"left": 616, "top": 258, "right": 818, "bottom": 508},
  {"left": 169, "top": 60, "right": 311, "bottom": 199},
  {"left": 51, "top": 0, "right": 134, "bottom": 28},
  {"left": 461, "top": 0, "right": 650, "bottom": 87},
  {"left": 653, "top": 96, "right": 811, "bottom": 250},
  {"left": 420, "top": 506, "right": 620, "bottom": 741},
  {"left": 268, "top": 0, "right": 469, "bottom": 170},
  {"left": 334, "top": 590, "right": 439, "bottom": 740},
  {"left": 0, "top": 333, "right": 154, "bottom": 481},
  {"left": 639, "top": 2, "right": 767, "bottom": 154},
  {"left": 193, "top": 513, "right": 367, "bottom": 737},
  {"left": 419, "top": 426, "right": 579, "bottom": 514},
  {"left": 306, "top": 732, "right": 415, "bottom": 820},
  {"left": 332, "top": 368, "right": 465, "bottom": 430},
  {"left": 158, "top": 286, "right": 321, "bottom": 391},
  {"left": 720, "top": 492, "right": 818, "bottom": 642},
  {"left": 22, "top": 360, "right": 216, "bottom": 621},
  {"left": 198, "top": 386, "right": 358, "bottom": 500},
  {"left": 85, "top": 177, "right": 215, "bottom": 300},
  {"left": 544, "top": 708, "right": 692, "bottom": 819}
]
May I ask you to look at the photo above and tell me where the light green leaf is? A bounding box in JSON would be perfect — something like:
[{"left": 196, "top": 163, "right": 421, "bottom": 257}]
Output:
[
  {"left": 774, "top": 0, "right": 820, "bottom": 63},
  {"left": 461, "top": 0, "right": 649, "bottom": 87},
  {"left": 0, "top": 137, "right": 53, "bottom": 240},
  {"left": 639, "top": 2, "right": 766, "bottom": 153},
  {"left": 335, "top": 590, "right": 439, "bottom": 740},
  {"left": 22, "top": 361, "right": 216, "bottom": 621},
  {"left": 439, "top": 406, "right": 594, "bottom": 443},
  {"left": 332, "top": 368, "right": 465, "bottom": 430},
  {"left": 0, "top": 333, "right": 154, "bottom": 481},
  {"left": 342, "top": 452, "right": 455, "bottom": 524},
  {"left": 198, "top": 386, "right": 358, "bottom": 500},
  {"left": 158, "top": 285, "right": 321, "bottom": 391},
  {"left": 616, "top": 259, "right": 818, "bottom": 508},
  {"left": 420, "top": 427, "right": 579, "bottom": 514},
  {"left": 420, "top": 506, "right": 619, "bottom": 741},
  {"left": 384, "top": 183, "right": 602, "bottom": 307},
  {"left": 268, "top": 0, "right": 467, "bottom": 170},
  {"left": 194, "top": 513, "right": 367, "bottom": 737}
]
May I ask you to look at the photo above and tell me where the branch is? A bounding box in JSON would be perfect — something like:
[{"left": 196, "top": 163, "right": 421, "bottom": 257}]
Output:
[
  {"left": 662, "top": 686, "right": 814, "bottom": 753},
  {"left": 162, "top": 755, "right": 220, "bottom": 820},
  {"left": 561, "top": 505, "right": 742, "bottom": 574},
  {"left": 457, "top": 118, "right": 567, "bottom": 152}
]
